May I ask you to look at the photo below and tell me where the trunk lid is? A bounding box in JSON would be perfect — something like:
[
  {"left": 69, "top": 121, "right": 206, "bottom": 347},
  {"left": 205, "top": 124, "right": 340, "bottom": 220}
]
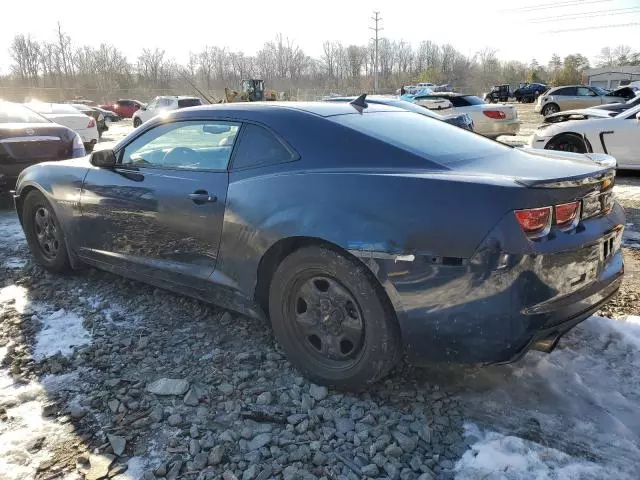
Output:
[
  {"left": 480, "top": 103, "right": 517, "bottom": 120},
  {"left": 44, "top": 113, "right": 92, "bottom": 131},
  {"left": 0, "top": 123, "right": 73, "bottom": 181},
  {"left": 457, "top": 146, "right": 613, "bottom": 186}
]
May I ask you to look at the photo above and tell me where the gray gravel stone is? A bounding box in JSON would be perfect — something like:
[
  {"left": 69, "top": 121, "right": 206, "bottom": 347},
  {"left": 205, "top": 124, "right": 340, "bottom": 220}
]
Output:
[
  {"left": 167, "top": 414, "right": 182, "bottom": 427},
  {"left": 192, "top": 452, "right": 208, "bottom": 470},
  {"left": 248, "top": 433, "right": 271, "bottom": 451},
  {"left": 361, "top": 464, "right": 380, "bottom": 477},
  {"left": 256, "top": 391, "right": 272, "bottom": 405},
  {"left": 146, "top": 378, "right": 189, "bottom": 396},
  {"left": 208, "top": 445, "right": 224, "bottom": 465},
  {"left": 335, "top": 417, "right": 355, "bottom": 434},
  {"left": 309, "top": 384, "right": 328, "bottom": 401},
  {"left": 392, "top": 430, "right": 418, "bottom": 453},
  {"left": 107, "top": 434, "right": 126, "bottom": 456}
]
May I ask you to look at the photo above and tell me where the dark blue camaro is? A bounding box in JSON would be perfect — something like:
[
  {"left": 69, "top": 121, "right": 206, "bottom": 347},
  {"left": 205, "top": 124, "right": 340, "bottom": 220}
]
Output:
[{"left": 14, "top": 99, "right": 624, "bottom": 388}]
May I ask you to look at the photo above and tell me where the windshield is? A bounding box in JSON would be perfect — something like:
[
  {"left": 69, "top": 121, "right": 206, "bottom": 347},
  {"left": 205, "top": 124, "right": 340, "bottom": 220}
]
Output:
[
  {"left": 330, "top": 111, "right": 510, "bottom": 166},
  {"left": 592, "top": 86, "right": 609, "bottom": 96},
  {"left": 0, "top": 102, "right": 50, "bottom": 123}
]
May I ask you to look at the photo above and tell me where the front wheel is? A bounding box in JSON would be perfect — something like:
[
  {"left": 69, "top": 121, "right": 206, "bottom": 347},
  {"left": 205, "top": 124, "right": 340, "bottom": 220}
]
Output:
[
  {"left": 133, "top": 117, "right": 142, "bottom": 128},
  {"left": 542, "top": 103, "right": 560, "bottom": 116},
  {"left": 269, "top": 246, "right": 401, "bottom": 389},
  {"left": 22, "top": 190, "right": 72, "bottom": 272}
]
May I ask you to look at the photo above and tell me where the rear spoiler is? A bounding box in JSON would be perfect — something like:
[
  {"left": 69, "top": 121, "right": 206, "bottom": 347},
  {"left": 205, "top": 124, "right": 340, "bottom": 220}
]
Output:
[{"left": 515, "top": 169, "right": 615, "bottom": 189}]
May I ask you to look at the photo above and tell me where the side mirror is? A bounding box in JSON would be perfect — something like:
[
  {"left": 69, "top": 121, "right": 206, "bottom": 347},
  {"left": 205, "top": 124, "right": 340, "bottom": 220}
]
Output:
[
  {"left": 140, "top": 105, "right": 147, "bottom": 111},
  {"left": 90, "top": 149, "right": 117, "bottom": 168}
]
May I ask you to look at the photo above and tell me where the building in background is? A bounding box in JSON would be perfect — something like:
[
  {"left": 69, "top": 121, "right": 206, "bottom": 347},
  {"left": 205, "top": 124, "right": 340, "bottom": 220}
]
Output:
[{"left": 584, "top": 66, "right": 640, "bottom": 89}]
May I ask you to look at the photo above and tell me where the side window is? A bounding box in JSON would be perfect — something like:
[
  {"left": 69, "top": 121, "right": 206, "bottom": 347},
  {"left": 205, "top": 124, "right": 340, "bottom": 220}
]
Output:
[
  {"left": 553, "top": 87, "right": 576, "bottom": 96},
  {"left": 231, "top": 123, "right": 296, "bottom": 170},
  {"left": 577, "top": 87, "right": 595, "bottom": 96},
  {"left": 120, "top": 120, "right": 240, "bottom": 170},
  {"left": 145, "top": 99, "right": 157, "bottom": 110}
]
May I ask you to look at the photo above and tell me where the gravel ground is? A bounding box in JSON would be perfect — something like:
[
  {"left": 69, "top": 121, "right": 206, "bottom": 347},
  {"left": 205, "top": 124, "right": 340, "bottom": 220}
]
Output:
[{"left": 1, "top": 108, "right": 640, "bottom": 480}]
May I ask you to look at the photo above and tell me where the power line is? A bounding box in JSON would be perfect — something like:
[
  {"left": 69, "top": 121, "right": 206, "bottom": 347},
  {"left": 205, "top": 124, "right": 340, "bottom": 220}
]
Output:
[
  {"left": 502, "top": 0, "right": 611, "bottom": 13},
  {"left": 543, "top": 21, "right": 640, "bottom": 33},
  {"left": 529, "top": 7, "right": 640, "bottom": 22},
  {"left": 369, "top": 11, "right": 383, "bottom": 94}
]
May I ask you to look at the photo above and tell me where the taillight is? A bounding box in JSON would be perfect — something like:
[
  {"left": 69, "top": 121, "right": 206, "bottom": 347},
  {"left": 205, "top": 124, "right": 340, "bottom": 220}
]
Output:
[
  {"left": 87, "top": 118, "right": 96, "bottom": 128},
  {"left": 483, "top": 110, "right": 506, "bottom": 120},
  {"left": 514, "top": 207, "right": 552, "bottom": 235},
  {"left": 555, "top": 201, "right": 580, "bottom": 228}
]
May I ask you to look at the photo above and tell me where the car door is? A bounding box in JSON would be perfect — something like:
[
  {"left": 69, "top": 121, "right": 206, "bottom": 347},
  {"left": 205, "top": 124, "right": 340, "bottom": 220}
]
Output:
[
  {"left": 574, "top": 87, "right": 600, "bottom": 109},
  {"left": 78, "top": 119, "right": 241, "bottom": 287},
  {"left": 604, "top": 112, "right": 640, "bottom": 167}
]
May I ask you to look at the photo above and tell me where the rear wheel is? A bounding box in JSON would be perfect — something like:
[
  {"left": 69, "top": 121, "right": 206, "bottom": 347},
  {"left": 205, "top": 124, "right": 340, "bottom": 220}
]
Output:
[
  {"left": 22, "top": 190, "right": 72, "bottom": 272},
  {"left": 133, "top": 117, "right": 142, "bottom": 128},
  {"left": 269, "top": 246, "right": 401, "bottom": 389},
  {"left": 545, "top": 134, "right": 587, "bottom": 154},
  {"left": 542, "top": 103, "right": 560, "bottom": 116}
]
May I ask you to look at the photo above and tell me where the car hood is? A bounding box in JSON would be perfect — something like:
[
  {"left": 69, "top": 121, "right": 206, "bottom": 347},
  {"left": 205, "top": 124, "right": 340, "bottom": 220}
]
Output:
[{"left": 542, "top": 108, "right": 614, "bottom": 124}]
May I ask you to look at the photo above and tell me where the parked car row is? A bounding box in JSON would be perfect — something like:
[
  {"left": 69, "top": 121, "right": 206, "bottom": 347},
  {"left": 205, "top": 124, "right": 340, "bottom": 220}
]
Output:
[{"left": 535, "top": 85, "right": 636, "bottom": 116}]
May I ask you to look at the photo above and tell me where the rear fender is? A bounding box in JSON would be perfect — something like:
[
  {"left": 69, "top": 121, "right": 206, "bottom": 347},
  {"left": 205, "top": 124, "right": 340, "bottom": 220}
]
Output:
[{"left": 215, "top": 171, "right": 537, "bottom": 298}]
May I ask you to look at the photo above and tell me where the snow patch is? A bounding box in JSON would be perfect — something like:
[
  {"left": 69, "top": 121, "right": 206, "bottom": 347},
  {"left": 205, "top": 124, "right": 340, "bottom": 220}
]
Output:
[
  {"left": 0, "top": 369, "right": 78, "bottom": 480},
  {"left": 33, "top": 309, "right": 91, "bottom": 361},
  {"left": 112, "top": 457, "right": 149, "bottom": 480},
  {"left": 0, "top": 211, "right": 25, "bottom": 251},
  {"left": 455, "top": 423, "right": 618, "bottom": 479},
  {"left": 456, "top": 314, "right": 640, "bottom": 478},
  {"left": 0, "top": 285, "right": 30, "bottom": 314}
]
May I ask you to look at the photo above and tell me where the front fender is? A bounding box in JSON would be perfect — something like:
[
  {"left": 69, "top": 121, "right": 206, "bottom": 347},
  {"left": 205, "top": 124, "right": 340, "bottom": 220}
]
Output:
[{"left": 15, "top": 161, "right": 90, "bottom": 251}]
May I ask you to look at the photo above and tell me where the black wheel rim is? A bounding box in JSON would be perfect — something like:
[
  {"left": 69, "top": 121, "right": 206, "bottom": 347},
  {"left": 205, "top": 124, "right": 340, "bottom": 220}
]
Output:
[
  {"left": 34, "top": 206, "right": 60, "bottom": 260},
  {"left": 287, "top": 274, "right": 365, "bottom": 367},
  {"left": 549, "top": 140, "right": 581, "bottom": 153}
]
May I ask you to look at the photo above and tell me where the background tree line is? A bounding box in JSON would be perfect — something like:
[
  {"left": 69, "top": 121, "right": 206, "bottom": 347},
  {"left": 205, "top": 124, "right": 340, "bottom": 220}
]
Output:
[{"left": 2, "top": 23, "right": 639, "bottom": 102}]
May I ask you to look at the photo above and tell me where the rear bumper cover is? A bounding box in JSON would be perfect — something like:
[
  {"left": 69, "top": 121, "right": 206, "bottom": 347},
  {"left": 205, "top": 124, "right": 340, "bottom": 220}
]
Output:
[
  {"left": 361, "top": 206, "right": 625, "bottom": 365},
  {"left": 480, "top": 119, "right": 521, "bottom": 138}
]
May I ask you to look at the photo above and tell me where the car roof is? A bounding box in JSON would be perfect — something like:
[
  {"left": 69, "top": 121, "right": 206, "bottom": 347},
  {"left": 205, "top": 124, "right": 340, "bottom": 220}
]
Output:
[
  {"left": 413, "top": 92, "right": 466, "bottom": 97},
  {"left": 174, "top": 101, "right": 402, "bottom": 118}
]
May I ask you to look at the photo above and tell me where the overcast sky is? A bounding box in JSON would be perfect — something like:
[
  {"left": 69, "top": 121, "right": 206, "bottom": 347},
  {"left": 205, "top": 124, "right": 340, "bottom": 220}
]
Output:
[{"left": 1, "top": 0, "right": 639, "bottom": 73}]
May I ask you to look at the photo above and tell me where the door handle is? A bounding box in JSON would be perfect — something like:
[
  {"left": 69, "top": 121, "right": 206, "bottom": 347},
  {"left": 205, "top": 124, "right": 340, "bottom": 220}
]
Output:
[{"left": 188, "top": 191, "right": 217, "bottom": 205}]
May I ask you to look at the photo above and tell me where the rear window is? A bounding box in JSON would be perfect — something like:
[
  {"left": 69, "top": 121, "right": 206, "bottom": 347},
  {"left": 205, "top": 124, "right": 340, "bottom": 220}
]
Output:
[
  {"left": 331, "top": 111, "right": 510, "bottom": 165},
  {"left": 455, "top": 96, "right": 485, "bottom": 106},
  {"left": 178, "top": 98, "right": 203, "bottom": 108},
  {"left": 0, "top": 102, "right": 49, "bottom": 123}
]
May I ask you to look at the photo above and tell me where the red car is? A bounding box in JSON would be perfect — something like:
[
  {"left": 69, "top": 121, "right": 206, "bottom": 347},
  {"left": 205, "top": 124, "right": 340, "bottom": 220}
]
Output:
[{"left": 99, "top": 99, "right": 144, "bottom": 119}]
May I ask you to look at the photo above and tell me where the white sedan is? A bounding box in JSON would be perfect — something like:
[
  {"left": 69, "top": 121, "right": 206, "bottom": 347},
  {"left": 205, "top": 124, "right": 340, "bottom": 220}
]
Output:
[
  {"left": 529, "top": 104, "right": 640, "bottom": 169},
  {"left": 411, "top": 93, "right": 521, "bottom": 138},
  {"left": 25, "top": 101, "right": 99, "bottom": 151},
  {"left": 133, "top": 96, "right": 203, "bottom": 127}
]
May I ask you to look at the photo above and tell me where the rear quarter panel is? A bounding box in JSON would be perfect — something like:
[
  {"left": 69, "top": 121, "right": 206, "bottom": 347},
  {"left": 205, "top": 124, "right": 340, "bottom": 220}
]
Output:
[{"left": 214, "top": 167, "right": 560, "bottom": 298}]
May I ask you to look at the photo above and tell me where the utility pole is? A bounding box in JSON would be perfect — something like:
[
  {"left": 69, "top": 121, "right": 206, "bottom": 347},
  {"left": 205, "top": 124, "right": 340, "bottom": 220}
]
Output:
[{"left": 369, "top": 11, "right": 383, "bottom": 93}]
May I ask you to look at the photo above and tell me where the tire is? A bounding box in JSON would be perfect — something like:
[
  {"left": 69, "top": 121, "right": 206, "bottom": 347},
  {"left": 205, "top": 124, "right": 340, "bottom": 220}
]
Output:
[
  {"left": 84, "top": 143, "right": 94, "bottom": 153},
  {"left": 269, "top": 246, "right": 401, "bottom": 389},
  {"left": 545, "top": 134, "right": 587, "bottom": 154},
  {"left": 22, "top": 190, "right": 72, "bottom": 273},
  {"left": 133, "top": 117, "right": 142, "bottom": 128},
  {"left": 542, "top": 103, "right": 560, "bottom": 116}
]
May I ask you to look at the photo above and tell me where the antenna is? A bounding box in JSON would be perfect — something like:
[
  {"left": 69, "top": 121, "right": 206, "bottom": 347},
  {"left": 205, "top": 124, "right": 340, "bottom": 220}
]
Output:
[{"left": 349, "top": 93, "right": 368, "bottom": 112}]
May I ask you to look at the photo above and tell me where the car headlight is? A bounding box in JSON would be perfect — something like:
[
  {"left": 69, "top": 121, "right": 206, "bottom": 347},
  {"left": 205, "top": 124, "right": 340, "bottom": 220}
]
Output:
[{"left": 72, "top": 133, "right": 86, "bottom": 157}]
